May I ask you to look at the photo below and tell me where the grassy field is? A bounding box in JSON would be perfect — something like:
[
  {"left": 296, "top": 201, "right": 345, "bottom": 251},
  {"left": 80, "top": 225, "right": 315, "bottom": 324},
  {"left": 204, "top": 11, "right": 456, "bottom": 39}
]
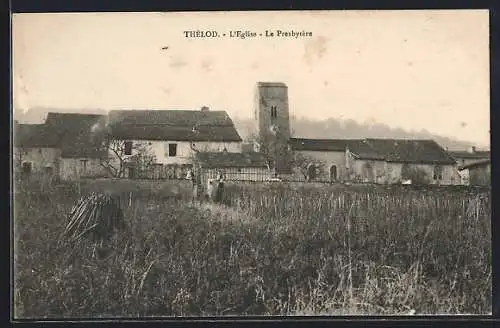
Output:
[{"left": 13, "top": 180, "right": 491, "bottom": 318}]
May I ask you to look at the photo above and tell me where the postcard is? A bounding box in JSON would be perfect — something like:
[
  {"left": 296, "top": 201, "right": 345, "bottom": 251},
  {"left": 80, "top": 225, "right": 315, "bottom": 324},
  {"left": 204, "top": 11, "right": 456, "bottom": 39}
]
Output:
[{"left": 12, "top": 10, "right": 491, "bottom": 318}]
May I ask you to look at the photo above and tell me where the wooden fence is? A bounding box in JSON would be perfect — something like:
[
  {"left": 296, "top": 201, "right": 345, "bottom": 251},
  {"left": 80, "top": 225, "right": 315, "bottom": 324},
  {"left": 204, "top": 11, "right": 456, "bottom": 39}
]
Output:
[{"left": 127, "top": 164, "right": 273, "bottom": 184}]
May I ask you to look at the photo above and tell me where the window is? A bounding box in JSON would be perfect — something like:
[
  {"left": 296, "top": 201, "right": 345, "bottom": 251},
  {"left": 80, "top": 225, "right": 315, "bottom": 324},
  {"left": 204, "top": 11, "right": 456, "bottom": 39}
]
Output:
[
  {"left": 433, "top": 165, "right": 443, "bottom": 180},
  {"left": 44, "top": 166, "right": 54, "bottom": 175},
  {"left": 124, "top": 141, "right": 133, "bottom": 155},
  {"left": 80, "top": 159, "right": 88, "bottom": 173},
  {"left": 168, "top": 143, "right": 177, "bottom": 157},
  {"left": 329, "top": 164, "right": 338, "bottom": 181},
  {"left": 22, "top": 162, "right": 32, "bottom": 174},
  {"left": 270, "top": 106, "right": 277, "bottom": 119}
]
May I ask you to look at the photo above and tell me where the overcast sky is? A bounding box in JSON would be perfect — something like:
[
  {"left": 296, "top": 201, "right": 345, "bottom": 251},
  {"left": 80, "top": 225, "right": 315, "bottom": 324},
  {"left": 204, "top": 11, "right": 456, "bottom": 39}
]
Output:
[{"left": 12, "top": 10, "right": 490, "bottom": 147}]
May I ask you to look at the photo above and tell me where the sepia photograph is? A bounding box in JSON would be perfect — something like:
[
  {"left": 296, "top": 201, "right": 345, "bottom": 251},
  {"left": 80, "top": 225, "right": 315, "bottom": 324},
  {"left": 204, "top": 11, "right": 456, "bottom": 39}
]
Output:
[{"left": 12, "top": 10, "right": 491, "bottom": 318}]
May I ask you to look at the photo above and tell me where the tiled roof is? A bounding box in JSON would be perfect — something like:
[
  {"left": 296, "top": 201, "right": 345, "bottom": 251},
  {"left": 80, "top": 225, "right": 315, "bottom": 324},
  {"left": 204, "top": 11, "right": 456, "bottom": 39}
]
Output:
[
  {"left": 257, "top": 82, "right": 288, "bottom": 88},
  {"left": 449, "top": 150, "right": 490, "bottom": 160},
  {"left": 108, "top": 110, "right": 242, "bottom": 142},
  {"left": 45, "top": 112, "right": 106, "bottom": 127},
  {"left": 195, "top": 151, "right": 268, "bottom": 168},
  {"left": 289, "top": 138, "right": 354, "bottom": 151},
  {"left": 14, "top": 123, "right": 60, "bottom": 148},
  {"left": 354, "top": 139, "right": 457, "bottom": 165},
  {"left": 459, "top": 159, "right": 490, "bottom": 170},
  {"left": 289, "top": 138, "right": 384, "bottom": 159},
  {"left": 45, "top": 112, "right": 107, "bottom": 158}
]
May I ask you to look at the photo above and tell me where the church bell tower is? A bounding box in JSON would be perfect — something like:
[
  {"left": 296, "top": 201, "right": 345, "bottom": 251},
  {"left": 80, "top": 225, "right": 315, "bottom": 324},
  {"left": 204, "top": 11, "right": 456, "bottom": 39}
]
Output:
[{"left": 254, "top": 82, "right": 291, "bottom": 174}]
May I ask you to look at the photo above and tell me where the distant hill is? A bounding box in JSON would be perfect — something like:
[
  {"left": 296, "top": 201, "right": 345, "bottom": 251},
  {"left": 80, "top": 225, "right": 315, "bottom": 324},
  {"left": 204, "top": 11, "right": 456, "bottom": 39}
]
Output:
[{"left": 233, "top": 116, "right": 484, "bottom": 151}]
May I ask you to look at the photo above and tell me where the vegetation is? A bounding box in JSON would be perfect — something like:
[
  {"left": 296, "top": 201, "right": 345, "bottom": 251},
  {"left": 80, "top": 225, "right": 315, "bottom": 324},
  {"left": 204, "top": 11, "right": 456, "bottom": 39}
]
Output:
[
  {"left": 14, "top": 181, "right": 491, "bottom": 318},
  {"left": 401, "top": 164, "right": 431, "bottom": 185},
  {"left": 246, "top": 132, "right": 324, "bottom": 179}
]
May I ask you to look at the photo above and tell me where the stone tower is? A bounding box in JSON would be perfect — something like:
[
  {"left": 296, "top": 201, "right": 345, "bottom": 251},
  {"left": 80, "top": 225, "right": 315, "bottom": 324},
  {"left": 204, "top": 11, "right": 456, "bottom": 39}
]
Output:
[{"left": 254, "top": 82, "right": 291, "bottom": 174}]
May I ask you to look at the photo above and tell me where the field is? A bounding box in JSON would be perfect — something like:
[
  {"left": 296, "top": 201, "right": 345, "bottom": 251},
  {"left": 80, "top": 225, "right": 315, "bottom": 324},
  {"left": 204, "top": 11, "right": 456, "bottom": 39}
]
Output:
[{"left": 13, "top": 179, "right": 491, "bottom": 318}]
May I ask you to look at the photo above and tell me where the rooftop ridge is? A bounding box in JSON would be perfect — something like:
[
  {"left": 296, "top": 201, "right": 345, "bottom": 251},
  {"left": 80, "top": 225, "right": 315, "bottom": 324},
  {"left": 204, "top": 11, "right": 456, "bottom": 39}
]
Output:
[{"left": 257, "top": 82, "right": 288, "bottom": 88}]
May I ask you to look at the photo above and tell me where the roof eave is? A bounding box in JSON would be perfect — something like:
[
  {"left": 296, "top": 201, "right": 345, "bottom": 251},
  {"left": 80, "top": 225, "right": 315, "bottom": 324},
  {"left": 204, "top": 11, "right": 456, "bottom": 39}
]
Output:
[{"left": 386, "top": 160, "right": 456, "bottom": 165}]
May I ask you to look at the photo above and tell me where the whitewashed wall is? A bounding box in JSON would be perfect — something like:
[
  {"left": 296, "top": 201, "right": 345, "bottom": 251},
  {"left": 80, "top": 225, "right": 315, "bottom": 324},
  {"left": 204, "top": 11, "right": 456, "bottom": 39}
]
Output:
[
  {"left": 295, "top": 150, "right": 347, "bottom": 181},
  {"left": 120, "top": 139, "right": 242, "bottom": 165},
  {"left": 348, "top": 159, "right": 461, "bottom": 185}
]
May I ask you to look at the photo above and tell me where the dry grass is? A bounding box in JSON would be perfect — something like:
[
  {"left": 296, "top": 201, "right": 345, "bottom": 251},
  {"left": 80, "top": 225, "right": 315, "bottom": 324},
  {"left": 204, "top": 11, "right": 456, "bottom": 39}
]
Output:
[{"left": 13, "top": 181, "right": 491, "bottom": 318}]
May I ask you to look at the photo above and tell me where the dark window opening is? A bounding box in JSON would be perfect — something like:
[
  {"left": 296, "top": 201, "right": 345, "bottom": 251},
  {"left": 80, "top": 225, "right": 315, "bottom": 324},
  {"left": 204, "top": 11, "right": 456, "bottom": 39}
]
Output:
[
  {"left": 329, "top": 165, "right": 338, "bottom": 181},
  {"left": 44, "top": 166, "right": 54, "bottom": 175},
  {"left": 168, "top": 143, "right": 177, "bottom": 157},
  {"left": 237, "top": 168, "right": 242, "bottom": 173},
  {"left": 306, "top": 163, "right": 316, "bottom": 181},
  {"left": 433, "top": 165, "right": 443, "bottom": 180},
  {"left": 22, "top": 162, "right": 32, "bottom": 174},
  {"left": 80, "top": 159, "right": 88, "bottom": 173},
  {"left": 270, "top": 106, "right": 278, "bottom": 119},
  {"left": 128, "top": 167, "right": 136, "bottom": 179},
  {"left": 124, "top": 141, "right": 133, "bottom": 155}
]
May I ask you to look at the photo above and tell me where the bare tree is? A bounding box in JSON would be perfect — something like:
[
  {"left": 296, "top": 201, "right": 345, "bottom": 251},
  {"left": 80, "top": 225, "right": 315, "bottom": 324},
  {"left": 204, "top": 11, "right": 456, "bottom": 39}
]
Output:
[
  {"left": 128, "top": 142, "right": 157, "bottom": 178},
  {"left": 93, "top": 132, "right": 156, "bottom": 178},
  {"left": 13, "top": 147, "right": 26, "bottom": 170},
  {"left": 247, "top": 132, "right": 322, "bottom": 179},
  {"left": 13, "top": 146, "right": 28, "bottom": 181},
  {"left": 246, "top": 133, "right": 281, "bottom": 172}
]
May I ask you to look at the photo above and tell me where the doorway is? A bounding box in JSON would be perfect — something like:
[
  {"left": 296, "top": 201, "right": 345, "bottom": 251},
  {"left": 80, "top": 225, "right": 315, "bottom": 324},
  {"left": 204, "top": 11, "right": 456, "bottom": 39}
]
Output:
[{"left": 329, "top": 164, "right": 338, "bottom": 182}]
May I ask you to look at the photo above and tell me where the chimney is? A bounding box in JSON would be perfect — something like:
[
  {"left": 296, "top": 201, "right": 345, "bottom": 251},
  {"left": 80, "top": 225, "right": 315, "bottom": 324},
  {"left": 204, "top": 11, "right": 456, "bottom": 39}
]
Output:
[{"left": 201, "top": 106, "right": 209, "bottom": 112}]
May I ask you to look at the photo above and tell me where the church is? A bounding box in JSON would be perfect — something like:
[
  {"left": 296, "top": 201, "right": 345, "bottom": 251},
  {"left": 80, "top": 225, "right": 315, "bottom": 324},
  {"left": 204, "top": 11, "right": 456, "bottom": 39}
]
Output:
[{"left": 248, "top": 81, "right": 461, "bottom": 185}]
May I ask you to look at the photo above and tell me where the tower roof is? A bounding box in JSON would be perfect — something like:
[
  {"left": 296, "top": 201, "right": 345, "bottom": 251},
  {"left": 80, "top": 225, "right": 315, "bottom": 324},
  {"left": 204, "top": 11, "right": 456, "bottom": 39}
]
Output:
[{"left": 257, "top": 82, "right": 288, "bottom": 88}]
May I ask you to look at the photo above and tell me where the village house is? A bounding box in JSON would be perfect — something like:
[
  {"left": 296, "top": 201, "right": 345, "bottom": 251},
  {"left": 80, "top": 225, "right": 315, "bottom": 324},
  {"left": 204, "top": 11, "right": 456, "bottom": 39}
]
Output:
[
  {"left": 288, "top": 137, "right": 460, "bottom": 185},
  {"left": 345, "top": 139, "right": 460, "bottom": 185},
  {"left": 288, "top": 138, "right": 352, "bottom": 182},
  {"left": 44, "top": 113, "right": 109, "bottom": 181},
  {"left": 106, "top": 108, "right": 243, "bottom": 179},
  {"left": 448, "top": 147, "right": 490, "bottom": 185},
  {"left": 458, "top": 159, "right": 491, "bottom": 186},
  {"left": 13, "top": 122, "right": 61, "bottom": 179},
  {"left": 14, "top": 113, "right": 109, "bottom": 181},
  {"left": 448, "top": 147, "right": 490, "bottom": 167}
]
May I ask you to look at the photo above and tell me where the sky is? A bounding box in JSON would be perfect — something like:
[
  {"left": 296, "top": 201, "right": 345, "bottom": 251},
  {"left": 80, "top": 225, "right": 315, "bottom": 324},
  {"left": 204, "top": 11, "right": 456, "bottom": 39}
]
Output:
[{"left": 12, "top": 10, "right": 490, "bottom": 147}]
